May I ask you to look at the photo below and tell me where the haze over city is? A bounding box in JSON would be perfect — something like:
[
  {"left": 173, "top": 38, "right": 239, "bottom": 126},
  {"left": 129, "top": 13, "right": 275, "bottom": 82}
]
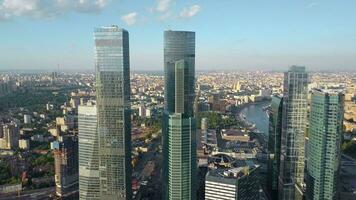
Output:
[{"left": 1, "top": 0, "right": 356, "bottom": 71}]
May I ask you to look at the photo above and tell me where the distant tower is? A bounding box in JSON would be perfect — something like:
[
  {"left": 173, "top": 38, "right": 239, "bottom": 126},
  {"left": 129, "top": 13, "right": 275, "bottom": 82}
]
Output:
[
  {"left": 306, "top": 89, "right": 344, "bottom": 200},
  {"left": 78, "top": 104, "right": 99, "bottom": 199},
  {"left": 278, "top": 66, "right": 308, "bottom": 200},
  {"left": 162, "top": 30, "right": 197, "bottom": 200},
  {"left": 267, "top": 96, "right": 283, "bottom": 199},
  {"left": 201, "top": 118, "right": 208, "bottom": 144},
  {"left": 194, "top": 84, "right": 201, "bottom": 117},
  {"left": 94, "top": 26, "right": 132, "bottom": 199}
]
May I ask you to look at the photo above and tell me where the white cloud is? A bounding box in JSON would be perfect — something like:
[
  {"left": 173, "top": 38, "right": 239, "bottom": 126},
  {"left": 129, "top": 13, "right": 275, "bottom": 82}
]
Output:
[
  {"left": 121, "top": 12, "right": 137, "bottom": 26},
  {"left": 156, "top": 0, "right": 173, "bottom": 12},
  {"left": 179, "top": 4, "right": 200, "bottom": 18},
  {"left": 306, "top": 2, "right": 318, "bottom": 8},
  {"left": 0, "top": 0, "right": 109, "bottom": 20}
]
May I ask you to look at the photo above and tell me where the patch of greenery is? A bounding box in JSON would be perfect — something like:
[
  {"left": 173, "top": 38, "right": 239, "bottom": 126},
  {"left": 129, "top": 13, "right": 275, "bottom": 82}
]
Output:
[
  {"left": 0, "top": 161, "right": 20, "bottom": 185},
  {"left": 197, "top": 112, "right": 239, "bottom": 129},
  {"left": 29, "top": 153, "right": 54, "bottom": 167}
]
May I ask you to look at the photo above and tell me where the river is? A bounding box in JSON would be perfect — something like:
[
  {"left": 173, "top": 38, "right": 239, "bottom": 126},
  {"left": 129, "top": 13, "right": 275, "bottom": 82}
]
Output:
[{"left": 240, "top": 101, "right": 270, "bottom": 137}]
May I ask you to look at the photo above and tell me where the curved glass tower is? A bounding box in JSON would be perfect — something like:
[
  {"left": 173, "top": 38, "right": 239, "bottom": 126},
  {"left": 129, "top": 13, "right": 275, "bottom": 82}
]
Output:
[
  {"left": 267, "top": 95, "right": 283, "bottom": 199},
  {"left": 94, "top": 26, "right": 131, "bottom": 199},
  {"left": 162, "top": 30, "right": 197, "bottom": 200}
]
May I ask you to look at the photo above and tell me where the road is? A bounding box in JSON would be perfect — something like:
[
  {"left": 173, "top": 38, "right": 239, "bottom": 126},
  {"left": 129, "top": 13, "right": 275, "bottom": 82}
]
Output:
[{"left": 0, "top": 187, "right": 54, "bottom": 200}]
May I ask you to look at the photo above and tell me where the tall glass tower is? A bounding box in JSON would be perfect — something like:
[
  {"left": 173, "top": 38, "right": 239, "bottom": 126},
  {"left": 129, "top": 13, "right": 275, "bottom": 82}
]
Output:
[
  {"left": 78, "top": 104, "right": 99, "bottom": 200},
  {"left": 278, "top": 66, "right": 308, "bottom": 200},
  {"left": 94, "top": 26, "right": 131, "bottom": 199},
  {"left": 306, "top": 89, "right": 344, "bottom": 200},
  {"left": 267, "top": 95, "right": 283, "bottom": 199},
  {"left": 162, "top": 30, "right": 196, "bottom": 200}
]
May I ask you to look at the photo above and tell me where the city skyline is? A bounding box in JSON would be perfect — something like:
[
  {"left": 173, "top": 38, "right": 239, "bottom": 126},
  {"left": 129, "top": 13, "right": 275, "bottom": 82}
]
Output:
[{"left": 1, "top": 0, "right": 356, "bottom": 71}]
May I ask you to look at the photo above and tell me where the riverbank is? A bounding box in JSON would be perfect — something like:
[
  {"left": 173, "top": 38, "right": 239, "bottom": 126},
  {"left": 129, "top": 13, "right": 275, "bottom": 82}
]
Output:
[{"left": 235, "top": 100, "right": 271, "bottom": 146}]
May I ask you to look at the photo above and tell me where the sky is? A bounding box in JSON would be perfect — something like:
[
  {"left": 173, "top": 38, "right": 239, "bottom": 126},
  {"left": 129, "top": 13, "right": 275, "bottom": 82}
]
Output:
[{"left": 0, "top": 0, "right": 355, "bottom": 71}]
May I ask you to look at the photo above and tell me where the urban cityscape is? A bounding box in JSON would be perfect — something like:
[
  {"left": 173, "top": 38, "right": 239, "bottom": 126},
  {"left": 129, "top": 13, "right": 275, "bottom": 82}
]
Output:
[{"left": 0, "top": 1, "right": 356, "bottom": 200}]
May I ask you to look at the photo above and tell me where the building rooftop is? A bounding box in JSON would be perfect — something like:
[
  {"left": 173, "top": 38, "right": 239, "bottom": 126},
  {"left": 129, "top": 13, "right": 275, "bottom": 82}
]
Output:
[{"left": 206, "top": 160, "right": 259, "bottom": 182}]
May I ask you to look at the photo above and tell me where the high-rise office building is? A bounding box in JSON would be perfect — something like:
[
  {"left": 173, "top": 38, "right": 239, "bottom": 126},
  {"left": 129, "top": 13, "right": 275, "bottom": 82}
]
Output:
[
  {"left": 94, "top": 26, "right": 131, "bottom": 199},
  {"left": 78, "top": 104, "right": 99, "bottom": 200},
  {"left": 54, "top": 135, "right": 79, "bottom": 199},
  {"left": 279, "top": 66, "right": 308, "bottom": 200},
  {"left": 162, "top": 30, "right": 196, "bottom": 200},
  {"left": 306, "top": 89, "right": 344, "bottom": 200},
  {"left": 267, "top": 95, "right": 283, "bottom": 199},
  {"left": 205, "top": 161, "right": 260, "bottom": 200}
]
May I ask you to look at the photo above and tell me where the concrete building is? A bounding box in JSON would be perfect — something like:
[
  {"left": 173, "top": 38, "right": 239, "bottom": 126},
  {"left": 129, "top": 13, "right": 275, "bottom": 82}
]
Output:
[
  {"left": 221, "top": 129, "right": 250, "bottom": 142},
  {"left": 0, "top": 124, "right": 19, "bottom": 149},
  {"left": 201, "top": 118, "right": 208, "bottom": 144},
  {"left": 23, "top": 114, "right": 32, "bottom": 124},
  {"left": 54, "top": 135, "right": 79, "bottom": 198},
  {"left": 139, "top": 105, "right": 146, "bottom": 117},
  {"left": 18, "top": 139, "right": 29, "bottom": 150}
]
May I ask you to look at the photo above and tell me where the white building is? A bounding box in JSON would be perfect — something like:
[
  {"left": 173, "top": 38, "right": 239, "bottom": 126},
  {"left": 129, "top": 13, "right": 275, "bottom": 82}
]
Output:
[
  {"left": 24, "top": 114, "right": 32, "bottom": 124},
  {"left": 18, "top": 139, "right": 30, "bottom": 150},
  {"left": 139, "top": 105, "right": 146, "bottom": 117}
]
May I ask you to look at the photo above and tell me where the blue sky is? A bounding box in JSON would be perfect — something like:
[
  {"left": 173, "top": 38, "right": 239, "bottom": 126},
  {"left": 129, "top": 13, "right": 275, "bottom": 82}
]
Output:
[{"left": 0, "top": 0, "right": 355, "bottom": 71}]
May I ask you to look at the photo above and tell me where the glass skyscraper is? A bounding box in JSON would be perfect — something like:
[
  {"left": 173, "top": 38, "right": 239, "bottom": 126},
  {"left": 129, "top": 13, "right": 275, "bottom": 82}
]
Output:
[
  {"left": 162, "top": 30, "right": 196, "bottom": 200},
  {"left": 94, "top": 26, "right": 131, "bottom": 199},
  {"left": 279, "top": 66, "right": 308, "bottom": 200},
  {"left": 306, "top": 89, "right": 344, "bottom": 200},
  {"left": 78, "top": 104, "right": 99, "bottom": 200},
  {"left": 267, "top": 95, "right": 283, "bottom": 199}
]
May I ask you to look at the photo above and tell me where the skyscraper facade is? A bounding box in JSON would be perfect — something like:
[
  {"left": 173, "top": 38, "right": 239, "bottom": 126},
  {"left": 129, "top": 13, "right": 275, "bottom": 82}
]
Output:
[
  {"left": 94, "top": 26, "right": 131, "bottom": 199},
  {"left": 162, "top": 30, "right": 196, "bottom": 200},
  {"left": 267, "top": 95, "right": 283, "bottom": 199},
  {"left": 306, "top": 89, "right": 344, "bottom": 200},
  {"left": 78, "top": 104, "right": 99, "bottom": 200},
  {"left": 54, "top": 135, "right": 79, "bottom": 198},
  {"left": 279, "top": 66, "right": 308, "bottom": 200}
]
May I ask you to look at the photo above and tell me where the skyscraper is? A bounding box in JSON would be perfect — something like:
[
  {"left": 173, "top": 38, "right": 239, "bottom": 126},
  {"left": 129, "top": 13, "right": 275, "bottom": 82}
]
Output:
[
  {"left": 54, "top": 135, "right": 79, "bottom": 199},
  {"left": 162, "top": 30, "right": 196, "bottom": 200},
  {"left": 94, "top": 26, "right": 131, "bottom": 199},
  {"left": 306, "top": 89, "right": 344, "bottom": 200},
  {"left": 267, "top": 95, "right": 283, "bottom": 199},
  {"left": 78, "top": 104, "right": 99, "bottom": 200},
  {"left": 279, "top": 66, "right": 308, "bottom": 200}
]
